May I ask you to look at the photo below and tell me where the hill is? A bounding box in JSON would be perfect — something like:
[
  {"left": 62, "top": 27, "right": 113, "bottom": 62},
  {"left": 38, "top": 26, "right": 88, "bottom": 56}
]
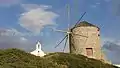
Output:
[{"left": 0, "top": 48, "right": 118, "bottom": 68}]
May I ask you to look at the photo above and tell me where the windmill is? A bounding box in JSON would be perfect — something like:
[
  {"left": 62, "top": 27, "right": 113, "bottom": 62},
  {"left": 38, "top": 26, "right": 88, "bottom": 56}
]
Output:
[
  {"left": 53, "top": 2, "right": 106, "bottom": 62},
  {"left": 53, "top": 4, "right": 88, "bottom": 52}
]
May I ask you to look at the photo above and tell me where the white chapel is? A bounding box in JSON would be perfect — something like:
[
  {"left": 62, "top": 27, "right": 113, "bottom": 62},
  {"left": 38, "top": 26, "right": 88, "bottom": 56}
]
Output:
[{"left": 30, "top": 41, "right": 46, "bottom": 57}]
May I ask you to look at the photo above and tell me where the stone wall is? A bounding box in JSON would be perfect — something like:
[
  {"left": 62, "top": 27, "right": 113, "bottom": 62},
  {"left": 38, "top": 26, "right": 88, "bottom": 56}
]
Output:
[{"left": 70, "top": 26, "right": 105, "bottom": 60}]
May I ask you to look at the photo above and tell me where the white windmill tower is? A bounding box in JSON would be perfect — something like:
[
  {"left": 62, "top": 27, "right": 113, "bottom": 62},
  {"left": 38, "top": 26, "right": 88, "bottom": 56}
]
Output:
[{"left": 30, "top": 41, "right": 46, "bottom": 57}]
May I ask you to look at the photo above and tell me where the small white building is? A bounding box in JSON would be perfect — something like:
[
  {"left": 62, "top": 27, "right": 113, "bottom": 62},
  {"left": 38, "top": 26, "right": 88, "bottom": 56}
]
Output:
[
  {"left": 30, "top": 41, "right": 46, "bottom": 57},
  {"left": 113, "top": 64, "right": 120, "bottom": 67}
]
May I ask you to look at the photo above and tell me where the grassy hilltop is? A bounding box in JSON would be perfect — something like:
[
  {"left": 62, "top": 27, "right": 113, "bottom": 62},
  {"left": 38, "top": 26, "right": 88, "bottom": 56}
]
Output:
[{"left": 0, "top": 48, "right": 118, "bottom": 68}]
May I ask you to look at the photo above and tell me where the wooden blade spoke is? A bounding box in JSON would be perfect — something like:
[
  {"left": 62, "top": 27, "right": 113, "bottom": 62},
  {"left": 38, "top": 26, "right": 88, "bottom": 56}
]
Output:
[
  {"left": 74, "top": 12, "right": 86, "bottom": 27},
  {"left": 55, "top": 35, "right": 68, "bottom": 48},
  {"left": 53, "top": 29, "right": 68, "bottom": 33},
  {"left": 63, "top": 36, "right": 68, "bottom": 52}
]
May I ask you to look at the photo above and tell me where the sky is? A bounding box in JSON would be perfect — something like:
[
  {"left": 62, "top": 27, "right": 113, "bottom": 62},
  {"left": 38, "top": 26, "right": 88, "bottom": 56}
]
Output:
[{"left": 0, "top": 0, "right": 120, "bottom": 64}]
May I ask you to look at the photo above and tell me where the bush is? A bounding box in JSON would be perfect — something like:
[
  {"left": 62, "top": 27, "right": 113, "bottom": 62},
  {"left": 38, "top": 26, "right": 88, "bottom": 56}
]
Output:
[{"left": 0, "top": 48, "right": 118, "bottom": 68}]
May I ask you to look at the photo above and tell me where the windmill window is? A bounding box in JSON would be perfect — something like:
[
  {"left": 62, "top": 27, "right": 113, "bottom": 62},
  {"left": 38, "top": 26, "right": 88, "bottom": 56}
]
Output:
[
  {"left": 97, "top": 28, "right": 100, "bottom": 31},
  {"left": 86, "top": 48, "right": 93, "bottom": 57},
  {"left": 98, "top": 34, "right": 100, "bottom": 36}
]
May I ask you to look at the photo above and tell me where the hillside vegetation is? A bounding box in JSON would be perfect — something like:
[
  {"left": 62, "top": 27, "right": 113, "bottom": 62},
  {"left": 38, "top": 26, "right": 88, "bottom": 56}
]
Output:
[{"left": 0, "top": 48, "right": 118, "bottom": 68}]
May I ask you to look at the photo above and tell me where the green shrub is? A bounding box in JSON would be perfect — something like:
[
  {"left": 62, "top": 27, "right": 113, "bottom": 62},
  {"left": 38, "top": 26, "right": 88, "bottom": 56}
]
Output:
[{"left": 0, "top": 48, "right": 118, "bottom": 68}]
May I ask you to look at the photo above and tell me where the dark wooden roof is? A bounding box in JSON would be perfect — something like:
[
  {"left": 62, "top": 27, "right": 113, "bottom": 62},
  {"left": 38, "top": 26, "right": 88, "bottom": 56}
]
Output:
[{"left": 71, "top": 21, "right": 100, "bottom": 30}]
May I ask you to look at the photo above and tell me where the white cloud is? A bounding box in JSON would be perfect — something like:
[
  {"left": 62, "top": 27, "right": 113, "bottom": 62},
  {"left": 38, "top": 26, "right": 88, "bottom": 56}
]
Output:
[
  {"left": 0, "top": 28, "right": 36, "bottom": 36},
  {"left": 102, "top": 37, "right": 120, "bottom": 46},
  {"left": 90, "top": 2, "right": 101, "bottom": 8},
  {"left": 0, "top": 28, "right": 35, "bottom": 51},
  {"left": 40, "top": 5, "right": 52, "bottom": 9},
  {"left": 101, "top": 37, "right": 114, "bottom": 45},
  {"left": 0, "top": 28, "right": 22, "bottom": 36},
  {"left": 0, "top": 35, "right": 34, "bottom": 51},
  {"left": 104, "top": 0, "right": 111, "bottom": 2},
  {"left": 20, "top": 37, "right": 28, "bottom": 41},
  {"left": 96, "top": 3, "right": 100, "bottom": 5},
  {"left": 102, "top": 37, "right": 120, "bottom": 64},
  {"left": 21, "top": 4, "right": 52, "bottom": 11},
  {"left": 91, "top": 5, "right": 97, "bottom": 8},
  {"left": 19, "top": 4, "right": 59, "bottom": 35},
  {"left": 0, "top": 0, "right": 21, "bottom": 7}
]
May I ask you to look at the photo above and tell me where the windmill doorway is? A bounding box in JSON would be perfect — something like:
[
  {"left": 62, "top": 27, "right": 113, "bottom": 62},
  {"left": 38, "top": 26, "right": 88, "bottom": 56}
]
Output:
[{"left": 86, "top": 48, "right": 93, "bottom": 57}]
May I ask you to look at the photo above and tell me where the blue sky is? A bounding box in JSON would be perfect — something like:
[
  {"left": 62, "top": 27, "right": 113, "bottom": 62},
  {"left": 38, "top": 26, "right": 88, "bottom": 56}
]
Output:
[{"left": 0, "top": 0, "right": 120, "bottom": 64}]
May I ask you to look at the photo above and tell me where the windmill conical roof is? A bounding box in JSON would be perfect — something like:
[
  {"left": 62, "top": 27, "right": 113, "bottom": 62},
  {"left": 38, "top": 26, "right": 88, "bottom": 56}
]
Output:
[
  {"left": 76, "top": 21, "right": 97, "bottom": 27},
  {"left": 72, "top": 21, "right": 99, "bottom": 29},
  {"left": 71, "top": 21, "right": 100, "bottom": 31}
]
